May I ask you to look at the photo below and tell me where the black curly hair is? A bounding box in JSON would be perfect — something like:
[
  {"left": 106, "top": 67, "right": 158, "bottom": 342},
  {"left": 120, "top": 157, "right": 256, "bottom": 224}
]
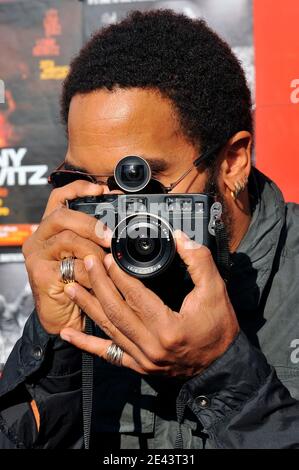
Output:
[{"left": 61, "top": 9, "right": 253, "bottom": 164}]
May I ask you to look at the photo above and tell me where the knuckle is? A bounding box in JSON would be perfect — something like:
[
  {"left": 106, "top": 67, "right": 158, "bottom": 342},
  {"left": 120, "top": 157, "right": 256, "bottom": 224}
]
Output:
[
  {"left": 48, "top": 187, "right": 62, "bottom": 201},
  {"left": 60, "top": 229, "right": 79, "bottom": 245},
  {"left": 160, "top": 330, "right": 183, "bottom": 351},
  {"left": 24, "top": 251, "right": 35, "bottom": 272},
  {"left": 48, "top": 207, "right": 64, "bottom": 231},
  {"left": 103, "top": 301, "right": 122, "bottom": 320},
  {"left": 124, "top": 286, "right": 142, "bottom": 307},
  {"left": 22, "top": 237, "right": 31, "bottom": 257},
  {"left": 42, "top": 234, "right": 57, "bottom": 250},
  {"left": 147, "top": 347, "right": 167, "bottom": 366},
  {"left": 42, "top": 229, "right": 76, "bottom": 251},
  {"left": 98, "top": 318, "right": 113, "bottom": 336},
  {"left": 22, "top": 232, "right": 39, "bottom": 258}
]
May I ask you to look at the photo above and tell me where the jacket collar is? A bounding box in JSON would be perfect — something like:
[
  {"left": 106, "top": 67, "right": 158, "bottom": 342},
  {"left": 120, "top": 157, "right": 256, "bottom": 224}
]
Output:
[{"left": 228, "top": 167, "right": 286, "bottom": 313}]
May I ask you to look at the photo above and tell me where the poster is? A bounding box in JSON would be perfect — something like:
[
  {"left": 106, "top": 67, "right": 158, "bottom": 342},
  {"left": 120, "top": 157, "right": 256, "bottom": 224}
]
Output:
[{"left": 0, "top": 0, "right": 82, "bottom": 246}]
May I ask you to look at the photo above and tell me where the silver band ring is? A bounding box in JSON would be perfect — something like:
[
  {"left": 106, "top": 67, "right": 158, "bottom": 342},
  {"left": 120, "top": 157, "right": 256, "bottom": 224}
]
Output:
[
  {"left": 106, "top": 342, "right": 124, "bottom": 367},
  {"left": 60, "top": 257, "right": 76, "bottom": 284}
]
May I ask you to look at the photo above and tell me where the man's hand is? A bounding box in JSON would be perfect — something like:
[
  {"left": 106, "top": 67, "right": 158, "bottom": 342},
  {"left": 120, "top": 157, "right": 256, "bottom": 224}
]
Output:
[
  {"left": 22, "top": 181, "right": 111, "bottom": 334},
  {"left": 60, "top": 231, "right": 240, "bottom": 377}
]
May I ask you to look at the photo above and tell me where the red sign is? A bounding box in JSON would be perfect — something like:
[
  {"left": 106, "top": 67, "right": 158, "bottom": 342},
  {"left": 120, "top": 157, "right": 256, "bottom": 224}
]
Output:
[{"left": 254, "top": 0, "right": 299, "bottom": 202}]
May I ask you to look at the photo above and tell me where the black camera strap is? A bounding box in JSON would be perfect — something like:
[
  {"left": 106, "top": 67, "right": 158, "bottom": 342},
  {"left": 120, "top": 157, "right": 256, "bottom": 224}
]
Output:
[
  {"left": 82, "top": 315, "right": 94, "bottom": 449},
  {"left": 214, "top": 218, "right": 231, "bottom": 283}
]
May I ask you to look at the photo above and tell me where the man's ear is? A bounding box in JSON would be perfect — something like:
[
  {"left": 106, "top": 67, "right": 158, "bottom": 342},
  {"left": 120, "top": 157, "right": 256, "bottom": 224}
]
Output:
[{"left": 218, "top": 131, "right": 252, "bottom": 196}]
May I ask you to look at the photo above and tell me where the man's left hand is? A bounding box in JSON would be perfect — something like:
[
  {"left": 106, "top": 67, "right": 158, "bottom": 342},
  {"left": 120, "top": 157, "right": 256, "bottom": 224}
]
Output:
[{"left": 60, "top": 231, "right": 240, "bottom": 377}]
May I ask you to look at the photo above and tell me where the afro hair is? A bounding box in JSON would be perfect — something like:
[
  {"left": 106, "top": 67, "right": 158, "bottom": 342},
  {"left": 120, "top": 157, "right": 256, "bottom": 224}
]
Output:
[{"left": 61, "top": 9, "right": 253, "bottom": 163}]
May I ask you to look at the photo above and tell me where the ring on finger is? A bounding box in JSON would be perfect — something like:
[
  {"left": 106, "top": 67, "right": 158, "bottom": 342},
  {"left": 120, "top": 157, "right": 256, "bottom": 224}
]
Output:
[
  {"left": 106, "top": 342, "right": 124, "bottom": 367},
  {"left": 60, "top": 256, "right": 76, "bottom": 284}
]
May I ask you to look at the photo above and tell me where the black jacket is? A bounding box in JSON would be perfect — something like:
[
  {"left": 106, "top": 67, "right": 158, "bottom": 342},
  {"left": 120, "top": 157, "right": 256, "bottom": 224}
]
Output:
[{"left": 0, "top": 168, "right": 299, "bottom": 449}]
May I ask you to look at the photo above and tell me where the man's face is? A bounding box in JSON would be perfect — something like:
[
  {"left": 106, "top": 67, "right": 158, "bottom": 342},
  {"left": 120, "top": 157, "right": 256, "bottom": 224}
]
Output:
[{"left": 66, "top": 88, "right": 210, "bottom": 194}]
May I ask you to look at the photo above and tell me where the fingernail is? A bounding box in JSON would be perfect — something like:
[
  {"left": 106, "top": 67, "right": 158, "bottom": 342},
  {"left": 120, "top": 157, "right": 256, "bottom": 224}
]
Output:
[
  {"left": 60, "top": 332, "right": 71, "bottom": 342},
  {"left": 104, "top": 254, "right": 113, "bottom": 270},
  {"left": 183, "top": 239, "right": 199, "bottom": 250},
  {"left": 174, "top": 230, "right": 189, "bottom": 241},
  {"left": 174, "top": 230, "right": 200, "bottom": 249},
  {"left": 64, "top": 284, "right": 76, "bottom": 299},
  {"left": 84, "top": 256, "right": 94, "bottom": 271},
  {"left": 95, "top": 221, "right": 112, "bottom": 240}
]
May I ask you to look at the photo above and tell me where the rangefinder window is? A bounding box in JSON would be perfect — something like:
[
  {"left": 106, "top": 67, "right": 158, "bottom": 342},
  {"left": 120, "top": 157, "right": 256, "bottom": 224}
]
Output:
[{"left": 114, "top": 156, "right": 151, "bottom": 192}]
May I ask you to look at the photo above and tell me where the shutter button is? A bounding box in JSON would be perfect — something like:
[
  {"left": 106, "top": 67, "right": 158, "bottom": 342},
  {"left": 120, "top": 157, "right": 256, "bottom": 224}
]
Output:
[
  {"left": 32, "top": 345, "right": 43, "bottom": 360},
  {"left": 195, "top": 395, "right": 210, "bottom": 408}
]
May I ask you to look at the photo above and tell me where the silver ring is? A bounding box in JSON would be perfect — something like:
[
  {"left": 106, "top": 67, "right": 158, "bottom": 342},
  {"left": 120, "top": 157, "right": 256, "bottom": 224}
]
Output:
[
  {"left": 106, "top": 342, "right": 124, "bottom": 367},
  {"left": 60, "top": 257, "right": 75, "bottom": 284}
]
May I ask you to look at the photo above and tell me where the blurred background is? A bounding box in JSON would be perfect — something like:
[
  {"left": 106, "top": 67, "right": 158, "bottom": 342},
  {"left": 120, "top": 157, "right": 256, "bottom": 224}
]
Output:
[{"left": 0, "top": 0, "right": 298, "bottom": 366}]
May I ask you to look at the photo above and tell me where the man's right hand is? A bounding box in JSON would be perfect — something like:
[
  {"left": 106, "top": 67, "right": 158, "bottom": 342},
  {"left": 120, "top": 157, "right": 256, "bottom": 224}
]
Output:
[{"left": 22, "top": 181, "right": 111, "bottom": 334}]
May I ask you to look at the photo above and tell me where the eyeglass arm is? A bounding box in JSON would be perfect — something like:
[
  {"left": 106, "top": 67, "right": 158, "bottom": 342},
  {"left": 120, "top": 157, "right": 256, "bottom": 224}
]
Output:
[{"left": 166, "top": 144, "right": 222, "bottom": 191}]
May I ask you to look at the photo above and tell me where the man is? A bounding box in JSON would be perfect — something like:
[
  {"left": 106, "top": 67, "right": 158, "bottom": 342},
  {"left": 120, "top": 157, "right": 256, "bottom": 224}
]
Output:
[{"left": 0, "top": 10, "right": 298, "bottom": 449}]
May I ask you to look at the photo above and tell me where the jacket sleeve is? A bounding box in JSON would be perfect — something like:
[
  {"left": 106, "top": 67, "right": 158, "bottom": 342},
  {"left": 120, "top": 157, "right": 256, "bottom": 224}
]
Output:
[
  {"left": 179, "top": 331, "right": 299, "bottom": 449},
  {"left": 0, "top": 310, "right": 83, "bottom": 449}
]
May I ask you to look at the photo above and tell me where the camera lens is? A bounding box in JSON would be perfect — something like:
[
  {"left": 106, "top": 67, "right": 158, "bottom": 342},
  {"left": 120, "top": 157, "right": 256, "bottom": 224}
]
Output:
[
  {"left": 114, "top": 156, "right": 151, "bottom": 192},
  {"left": 127, "top": 235, "right": 161, "bottom": 263},
  {"left": 111, "top": 214, "right": 176, "bottom": 278},
  {"left": 121, "top": 164, "right": 145, "bottom": 183}
]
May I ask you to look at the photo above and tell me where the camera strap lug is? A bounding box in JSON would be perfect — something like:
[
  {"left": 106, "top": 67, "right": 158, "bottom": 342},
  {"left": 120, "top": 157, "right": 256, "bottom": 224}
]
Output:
[{"left": 208, "top": 201, "right": 222, "bottom": 236}]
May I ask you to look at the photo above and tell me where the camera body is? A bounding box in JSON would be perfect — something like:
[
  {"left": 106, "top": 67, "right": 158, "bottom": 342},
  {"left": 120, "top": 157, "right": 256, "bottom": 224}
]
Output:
[
  {"left": 68, "top": 193, "right": 219, "bottom": 279},
  {"left": 68, "top": 192, "right": 222, "bottom": 310}
]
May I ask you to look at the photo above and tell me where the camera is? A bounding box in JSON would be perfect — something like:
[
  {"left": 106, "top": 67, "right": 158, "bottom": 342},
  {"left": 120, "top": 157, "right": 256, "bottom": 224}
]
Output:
[
  {"left": 67, "top": 156, "right": 222, "bottom": 309},
  {"left": 68, "top": 192, "right": 218, "bottom": 279}
]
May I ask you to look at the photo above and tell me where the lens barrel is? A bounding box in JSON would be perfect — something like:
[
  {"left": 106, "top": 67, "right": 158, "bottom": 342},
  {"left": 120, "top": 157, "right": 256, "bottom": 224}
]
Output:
[
  {"left": 111, "top": 213, "right": 176, "bottom": 278},
  {"left": 114, "top": 156, "right": 151, "bottom": 192}
]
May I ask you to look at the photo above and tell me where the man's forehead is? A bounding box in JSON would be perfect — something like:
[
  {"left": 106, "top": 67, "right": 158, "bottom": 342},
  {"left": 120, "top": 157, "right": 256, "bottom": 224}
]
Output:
[
  {"left": 68, "top": 88, "right": 181, "bottom": 136},
  {"left": 66, "top": 88, "right": 196, "bottom": 173}
]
